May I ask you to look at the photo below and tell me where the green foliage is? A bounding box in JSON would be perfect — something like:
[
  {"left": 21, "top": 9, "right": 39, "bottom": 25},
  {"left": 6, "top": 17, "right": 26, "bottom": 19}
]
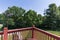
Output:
[
  {"left": 3, "top": 6, "right": 26, "bottom": 29},
  {"left": 1, "top": 6, "right": 42, "bottom": 29},
  {"left": 0, "top": 14, "right": 5, "bottom": 24},
  {"left": 24, "top": 10, "right": 37, "bottom": 26},
  {"left": 43, "top": 3, "right": 60, "bottom": 30},
  {"left": 0, "top": 3, "right": 60, "bottom": 31}
]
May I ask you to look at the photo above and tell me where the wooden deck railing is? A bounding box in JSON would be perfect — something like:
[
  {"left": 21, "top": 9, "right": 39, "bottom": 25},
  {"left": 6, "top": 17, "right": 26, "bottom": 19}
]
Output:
[
  {"left": 33, "top": 27, "right": 60, "bottom": 40},
  {"left": 0, "top": 26, "right": 60, "bottom": 40}
]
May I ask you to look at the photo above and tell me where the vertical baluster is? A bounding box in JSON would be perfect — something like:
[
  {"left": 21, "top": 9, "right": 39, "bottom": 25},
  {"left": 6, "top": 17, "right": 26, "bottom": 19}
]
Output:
[
  {"left": 12, "top": 32, "right": 15, "bottom": 40},
  {"left": 50, "top": 37, "right": 52, "bottom": 40},
  {"left": 42, "top": 33, "right": 43, "bottom": 40},
  {"left": 14, "top": 32, "right": 18, "bottom": 40},
  {"left": 45, "top": 34, "right": 47, "bottom": 40},
  {"left": 17, "top": 32, "right": 20, "bottom": 40},
  {"left": 8, "top": 34, "right": 9, "bottom": 40},
  {"left": 12, "top": 32, "right": 14, "bottom": 40},
  {"left": 8, "top": 33, "right": 11, "bottom": 40},
  {"left": 43, "top": 34, "right": 44, "bottom": 40},
  {"left": 46, "top": 35, "right": 48, "bottom": 40},
  {"left": 14, "top": 32, "right": 16, "bottom": 40},
  {"left": 44, "top": 34, "right": 46, "bottom": 40},
  {"left": 53, "top": 38, "right": 55, "bottom": 40},
  {"left": 20, "top": 31, "right": 23, "bottom": 40},
  {"left": 16, "top": 32, "right": 18, "bottom": 40},
  {"left": 11, "top": 33, "right": 13, "bottom": 40},
  {"left": 12, "top": 33, "right": 13, "bottom": 40},
  {"left": 42, "top": 33, "right": 44, "bottom": 40},
  {"left": 16, "top": 32, "right": 19, "bottom": 40},
  {"left": 9, "top": 33, "right": 12, "bottom": 40},
  {"left": 1, "top": 34, "right": 3, "bottom": 40},
  {"left": 48, "top": 35, "right": 49, "bottom": 40}
]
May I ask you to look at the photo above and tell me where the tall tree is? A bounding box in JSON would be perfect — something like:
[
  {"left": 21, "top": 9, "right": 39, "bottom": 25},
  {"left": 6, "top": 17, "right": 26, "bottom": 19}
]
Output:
[
  {"left": 24, "top": 10, "right": 38, "bottom": 27},
  {"left": 56, "top": 6, "right": 60, "bottom": 30},
  {"left": 36, "top": 14, "right": 43, "bottom": 28},
  {"left": 44, "top": 3, "right": 59, "bottom": 30},
  {"left": 24, "top": 10, "right": 43, "bottom": 27},
  {"left": 3, "top": 6, "right": 26, "bottom": 29}
]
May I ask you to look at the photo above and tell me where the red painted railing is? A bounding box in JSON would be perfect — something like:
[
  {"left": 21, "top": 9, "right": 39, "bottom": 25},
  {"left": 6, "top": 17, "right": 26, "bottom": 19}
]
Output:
[
  {"left": 33, "top": 27, "right": 60, "bottom": 40},
  {"left": 0, "top": 26, "right": 60, "bottom": 40}
]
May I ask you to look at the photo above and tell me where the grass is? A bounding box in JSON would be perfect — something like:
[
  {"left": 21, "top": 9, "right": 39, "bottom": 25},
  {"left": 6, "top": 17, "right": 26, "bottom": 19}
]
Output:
[{"left": 46, "top": 30, "right": 60, "bottom": 36}]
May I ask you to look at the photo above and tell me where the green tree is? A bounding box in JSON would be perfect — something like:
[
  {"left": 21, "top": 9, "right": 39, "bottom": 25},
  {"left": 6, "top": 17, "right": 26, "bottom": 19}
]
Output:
[
  {"left": 3, "top": 6, "right": 26, "bottom": 29},
  {"left": 36, "top": 14, "right": 43, "bottom": 28},
  {"left": 24, "top": 10, "right": 43, "bottom": 27},
  {"left": 24, "top": 10, "right": 38, "bottom": 27},
  {"left": 44, "top": 3, "right": 59, "bottom": 30},
  {"left": 55, "top": 6, "right": 60, "bottom": 30},
  {"left": 2, "top": 6, "right": 43, "bottom": 29},
  {"left": 0, "top": 14, "right": 5, "bottom": 24}
]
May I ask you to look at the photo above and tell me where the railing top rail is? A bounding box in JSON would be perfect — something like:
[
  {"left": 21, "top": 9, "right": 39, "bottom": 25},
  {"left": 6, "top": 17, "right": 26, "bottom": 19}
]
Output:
[
  {"left": 8, "top": 27, "right": 32, "bottom": 33},
  {"left": 34, "top": 27, "right": 60, "bottom": 39},
  {"left": 0, "top": 27, "right": 33, "bottom": 34}
]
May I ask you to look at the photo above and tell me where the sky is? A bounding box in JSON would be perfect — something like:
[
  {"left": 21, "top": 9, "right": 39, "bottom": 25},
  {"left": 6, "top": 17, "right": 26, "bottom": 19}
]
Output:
[{"left": 0, "top": 0, "right": 60, "bottom": 15}]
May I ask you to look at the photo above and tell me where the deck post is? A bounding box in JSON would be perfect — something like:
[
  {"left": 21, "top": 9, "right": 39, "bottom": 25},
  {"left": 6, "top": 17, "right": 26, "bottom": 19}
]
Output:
[
  {"left": 32, "top": 25, "right": 35, "bottom": 38},
  {"left": 3, "top": 27, "right": 8, "bottom": 40}
]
